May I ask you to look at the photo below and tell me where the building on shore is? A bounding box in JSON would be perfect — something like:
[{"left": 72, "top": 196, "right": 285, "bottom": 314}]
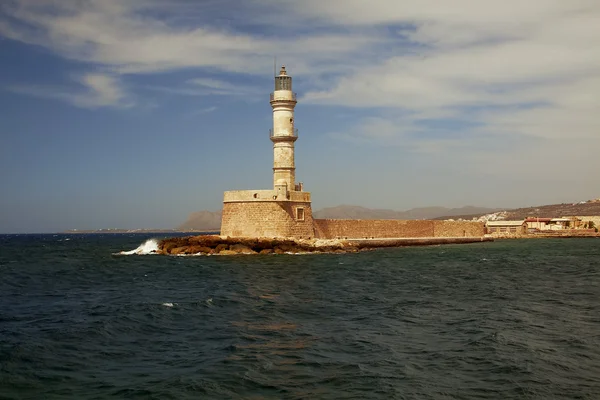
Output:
[
  {"left": 524, "top": 217, "right": 553, "bottom": 231},
  {"left": 525, "top": 217, "right": 585, "bottom": 232},
  {"left": 548, "top": 217, "right": 578, "bottom": 230},
  {"left": 575, "top": 216, "right": 600, "bottom": 230},
  {"left": 486, "top": 220, "right": 527, "bottom": 236},
  {"left": 220, "top": 66, "right": 485, "bottom": 239}
]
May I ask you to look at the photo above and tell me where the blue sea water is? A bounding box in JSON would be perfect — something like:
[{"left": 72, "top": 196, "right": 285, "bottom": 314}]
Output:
[{"left": 1, "top": 234, "right": 600, "bottom": 399}]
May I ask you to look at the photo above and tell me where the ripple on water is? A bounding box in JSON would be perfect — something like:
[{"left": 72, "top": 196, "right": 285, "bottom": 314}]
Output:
[{"left": 0, "top": 235, "right": 600, "bottom": 398}]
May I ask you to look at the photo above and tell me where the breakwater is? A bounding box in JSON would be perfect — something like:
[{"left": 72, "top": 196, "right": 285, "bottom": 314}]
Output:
[
  {"left": 348, "top": 236, "right": 493, "bottom": 249},
  {"left": 155, "top": 235, "right": 493, "bottom": 255}
]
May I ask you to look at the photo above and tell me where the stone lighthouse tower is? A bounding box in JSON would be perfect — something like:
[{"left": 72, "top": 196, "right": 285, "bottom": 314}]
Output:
[
  {"left": 220, "top": 65, "right": 314, "bottom": 238},
  {"left": 270, "top": 65, "right": 297, "bottom": 198}
]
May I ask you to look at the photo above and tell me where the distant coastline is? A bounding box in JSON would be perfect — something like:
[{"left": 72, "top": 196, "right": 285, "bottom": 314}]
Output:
[{"left": 62, "top": 229, "right": 219, "bottom": 234}]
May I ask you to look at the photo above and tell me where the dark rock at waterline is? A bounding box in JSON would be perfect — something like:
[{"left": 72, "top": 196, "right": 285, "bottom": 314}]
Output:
[
  {"left": 157, "top": 235, "right": 493, "bottom": 256},
  {"left": 158, "top": 235, "right": 355, "bottom": 255}
]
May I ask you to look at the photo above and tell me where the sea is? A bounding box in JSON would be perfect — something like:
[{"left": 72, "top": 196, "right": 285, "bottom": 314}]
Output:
[{"left": 1, "top": 234, "right": 599, "bottom": 399}]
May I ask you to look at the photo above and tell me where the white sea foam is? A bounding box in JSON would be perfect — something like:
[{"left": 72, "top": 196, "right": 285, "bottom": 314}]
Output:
[
  {"left": 115, "top": 239, "right": 159, "bottom": 255},
  {"left": 162, "top": 302, "right": 175, "bottom": 307}
]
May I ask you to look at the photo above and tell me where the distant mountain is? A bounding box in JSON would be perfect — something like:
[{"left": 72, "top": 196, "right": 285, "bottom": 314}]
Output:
[
  {"left": 312, "top": 205, "right": 501, "bottom": 220},
  {"left": 177, "top": 211, "right": 222, "bottom": 231}
]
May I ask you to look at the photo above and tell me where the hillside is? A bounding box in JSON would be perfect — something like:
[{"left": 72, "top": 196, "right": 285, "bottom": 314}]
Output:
[
  {"left": 436, "top": 199, "right": 600, "bottom": 221},
  {"left": 500, "top": 201, "right": 600, "bottom": 220},
  {"left": 176, "top": 211, "right": 222, "bottom": 231}
]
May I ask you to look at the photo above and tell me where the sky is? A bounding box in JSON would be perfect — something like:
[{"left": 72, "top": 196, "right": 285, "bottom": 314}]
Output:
[{"left": 0, "top": 0, "right": 599, "bottom": 233}]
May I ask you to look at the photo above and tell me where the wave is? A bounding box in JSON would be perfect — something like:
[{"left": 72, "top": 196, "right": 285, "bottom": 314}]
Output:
[{"left": 115, "top": 239, "right": 159, "bottom": 255}]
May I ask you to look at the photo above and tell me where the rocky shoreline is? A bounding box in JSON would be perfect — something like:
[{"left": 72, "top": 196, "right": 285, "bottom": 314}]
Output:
[
  {"left": 156, "top": 235, "right": 493, "bottom": 255},
  {"left": 158, "top": 235, "right": 354, "bottom": 255}
]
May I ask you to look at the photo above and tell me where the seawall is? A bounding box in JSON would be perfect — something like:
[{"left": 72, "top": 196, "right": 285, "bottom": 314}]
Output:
[
  {"left": 155, "top": 235, "right": 493, "bottom": 256},
  {"left": 314, "top": 219, "right": 485, "bottom": 239},
  {"left": 348, "top": 237, "right": 493, "bottom": 249},
  {"left": 221, "top": 199, "right": 313, "bottom": 239}
]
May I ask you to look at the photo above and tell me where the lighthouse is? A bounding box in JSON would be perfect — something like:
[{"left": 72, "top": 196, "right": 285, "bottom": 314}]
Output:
[
  {"left": 220, "top": 65, "right": 314, "bottom": 238},
  {"left": 270, "top": 65, "right": 298, "bottom": 199}
]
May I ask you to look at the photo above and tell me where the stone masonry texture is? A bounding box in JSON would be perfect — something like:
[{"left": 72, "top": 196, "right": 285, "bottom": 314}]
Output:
[
  {"left": 313, "top": 219, "right": 485, "bottom": 239},
  {"left": 221, "top": 201, "right": 314, "bottom": 238}
]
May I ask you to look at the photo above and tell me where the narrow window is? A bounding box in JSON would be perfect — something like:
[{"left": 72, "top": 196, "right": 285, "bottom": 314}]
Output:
[{"left": 296, "top": 207, "right": 305, "bottom": 221}]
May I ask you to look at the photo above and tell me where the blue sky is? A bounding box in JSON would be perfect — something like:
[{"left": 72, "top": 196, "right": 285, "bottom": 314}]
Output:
[{"left": 1, "top": 0, "right": 598, "bottom": 233}]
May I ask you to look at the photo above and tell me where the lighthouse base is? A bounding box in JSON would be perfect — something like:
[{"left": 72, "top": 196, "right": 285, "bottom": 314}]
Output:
[{"left": 220, "top": 190, "right": 314, "bottom": 239}]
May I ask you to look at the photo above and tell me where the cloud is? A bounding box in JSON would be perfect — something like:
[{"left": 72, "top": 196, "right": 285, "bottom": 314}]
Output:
[
  {"left": 188, "top": 78, "right": 260, "bottom": 96},
  {"left": 144, "top": 77, "right": 261, "bottom": 100},
  {"left": 9, "top": 72, "right": 133, "bottom": 109},
  {"left": 1, "top": 0, "right": 598, "bottom": 152},
  {"left": 199, "top": 106, "right": 217, "bottom": 113},
  {"left": 0, "top": 0, "right": 384, "bottom": 75},
  {"left": 295, "top": 0, "right": 600, "bottom": 146}
]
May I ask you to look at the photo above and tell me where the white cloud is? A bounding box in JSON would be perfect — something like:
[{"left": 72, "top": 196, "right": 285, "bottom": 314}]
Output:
[
  {"left": 189, "top": 78, "right": 260, "bottom": 96},
  {"left": 273, "top": 0, "right": 594, "bottom": 29},
  {"left": 1, "top": 0, "right": 598, "bottom": 149},
  {"left": 295, "top": 0, "right": 600, "bottom": 145},
  {"left": 0, "top": 0, "right": 597, "bottom": 212},
  {"left": 0, "top": 0, "right": 383, "bottom": 75},
  {"left": 9, "top": 73, "right": 132, "bottom": 109},
  {"left": 199, "top": 106, "right": 217, "bottom": 113},
  {"left": 144, "top": 77, "right": 261, "bottom": 100}
]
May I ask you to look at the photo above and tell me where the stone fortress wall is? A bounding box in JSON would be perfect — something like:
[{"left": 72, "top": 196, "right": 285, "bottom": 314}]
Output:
[
  {"left": 221, "top": 199, "right": 314, "bottom": 239},
  {"left": 221, "top": 213, "right": 485, "bottom": 240},
  {"left": 313, "top": 219, "right": 485, "bottom": 239}
]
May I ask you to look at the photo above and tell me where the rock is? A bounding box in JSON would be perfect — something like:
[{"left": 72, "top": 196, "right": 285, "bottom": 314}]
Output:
[
  {"left": 170, "top": 246, "right": 189, "bottom": 255},
  {"left": 218, "top": 249, "right": 238, "bottom": 255},
  {"left": 197, "top": 246, "right": 214, "bottom": 254},
  {"left": 188, "top": 245, "right": 213, "bottom": 254},
  {"left": 215, "top": 243, "right": 229, "bottom": 252},
  {"left": 162, "top": 242, "right": 178, "bottom": 254},
  {"left": 198, "top": 236, "right": 226, "bottom": 248},
  {"left": 230, "top": 244, "right": 257, "bottom": 254},
  {"left": 275, "top": 243, "right": 294, "bottom": 252},
  {"left": 158, "top": 234, "right": 361, "bottom": 256},
  {"left": 254, "top": 239, "right": 274, "bottom": 251}
]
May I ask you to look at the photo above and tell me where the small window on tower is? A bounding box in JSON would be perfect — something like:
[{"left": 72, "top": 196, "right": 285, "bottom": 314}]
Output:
[{"left": 296, "top": 207, "right": 305, "bottom": 221}]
